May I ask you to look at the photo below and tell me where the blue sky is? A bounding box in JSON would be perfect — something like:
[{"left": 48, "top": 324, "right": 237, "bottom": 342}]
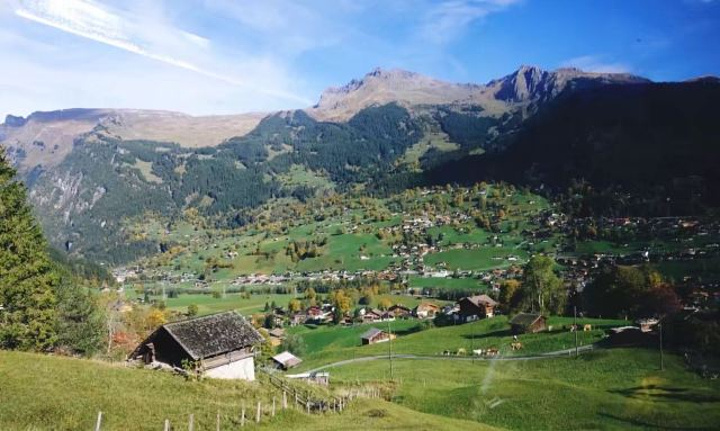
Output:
[{"left": 1, "top": 0, "right": 718, "bottom": 118}]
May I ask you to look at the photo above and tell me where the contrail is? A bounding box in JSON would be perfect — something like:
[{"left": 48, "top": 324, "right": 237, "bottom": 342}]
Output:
[{"left": 15, "top": 0, "right": 312, "bottom": 105}]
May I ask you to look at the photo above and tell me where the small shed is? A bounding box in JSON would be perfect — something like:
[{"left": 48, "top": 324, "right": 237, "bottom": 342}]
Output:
[
  {"left": 360, "top": 327, "right": 395, "bottom": 345},
  {"left": 509, "top": 313, "right": 547, "bottom": 334},
  {"left": 128, "top": 311, "right": 263, "bottom": 380},
  {"left": 272, "top": 351, "right": 302, "bottom": 370}
]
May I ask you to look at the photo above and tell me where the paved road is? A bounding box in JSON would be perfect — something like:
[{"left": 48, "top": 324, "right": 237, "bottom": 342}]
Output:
[{"left": 306, "top": 344, "right": 597, "bottom": 373}]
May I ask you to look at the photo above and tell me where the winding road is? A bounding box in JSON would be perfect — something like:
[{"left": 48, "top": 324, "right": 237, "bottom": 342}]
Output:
[{"left": 306, "top": 344, "right": 598, "bottom": 373}]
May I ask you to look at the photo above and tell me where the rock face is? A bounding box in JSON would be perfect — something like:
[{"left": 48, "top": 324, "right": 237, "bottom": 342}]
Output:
[
  {"left": 487, "top": 66, "right": 650, "bottom": 103},
  {"left": 0, "top": 108, "right": 267, "bottom": 174},
  {"left": 308, "top": 65, "right": 651, "bottom": 121}
]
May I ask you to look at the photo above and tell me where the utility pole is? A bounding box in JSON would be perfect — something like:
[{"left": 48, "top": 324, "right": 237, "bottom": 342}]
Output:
[
  {"left": 471, "top": 333, "right": 475, "bottom": 364},
  {"left": 388, "top": 319, "right": 394, "bottom": 380},
  {"left": 659, "top": 322, "right": 664, "bottom": 371},
  {"left": 574, "top": 306, "right": 578, "bottom": 358}
]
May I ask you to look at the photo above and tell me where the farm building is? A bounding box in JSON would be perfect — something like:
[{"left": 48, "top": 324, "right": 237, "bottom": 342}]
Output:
[
  {"left": 636, "top": 318, "right": 659, "bottom": 333},
  {"left": 360, "top": 327, "right": 395, "bottom": 345},
  {"left": 271, "top": 351, "right": 302, "bottom": 370},
  {"left": 509, "top": 313, "right": 547, "bottom": 334},
  {"left": 267, "top": 328, "right": 285, "bottom": 347},
  {"left": 128, "top": 311, "right": 263, "bottom": 381},
  {"left": 457, "top": 295, "right": 497, "bottom": 322},
  {"left": 413, "top": 302, "right": 439, "bottom": 319},
  {"left": 388, "top": 304, "right": 412, "bottom": 318}
]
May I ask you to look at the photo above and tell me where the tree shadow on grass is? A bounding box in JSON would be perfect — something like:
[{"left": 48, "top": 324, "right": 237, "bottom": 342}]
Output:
[
  {"left": 393, "top": 325, "right": 425, "bottom": 337},
  {"left": 609, "top": 385, "right": 720, "bottom": 403},
  {"left": 598, "top": 412, "right": 716, "bottom": 430},
  {"left": 461, "top": 329, "right": 513, "bottom": 340}
]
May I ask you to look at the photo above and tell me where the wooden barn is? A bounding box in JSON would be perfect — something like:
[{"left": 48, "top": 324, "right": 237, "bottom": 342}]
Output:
[
  {"left": 128, "top": 311, "right": 263, "bottom": 381},
  {"left": 509, "top": 313, "right": 547, "bottom": 334},
  {"left": 360, "top": 327, "right": 395, "bottom": 345},
  {"left": 458, "top": 294, "right": 497, "bottom": 322}
]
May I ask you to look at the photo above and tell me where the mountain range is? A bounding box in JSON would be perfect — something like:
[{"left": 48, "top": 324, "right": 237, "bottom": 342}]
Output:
[{"left": 1, "top": 65, "right": 717, "bottom": 263}]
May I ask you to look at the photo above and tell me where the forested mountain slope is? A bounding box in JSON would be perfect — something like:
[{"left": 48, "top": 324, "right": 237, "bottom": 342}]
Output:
[{"left": 1, "top": 66, "right": 717, "bottom": 263}]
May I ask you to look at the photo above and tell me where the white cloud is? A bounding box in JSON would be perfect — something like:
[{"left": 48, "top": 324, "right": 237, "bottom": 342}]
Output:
[
  {"left": 13, "top": 0, "right": 312, "bottom": 105},
  {"left": 419, "top": 0, "right": 521, "bottom": 45},
  {"left": 560, "top": 55, "right": 632, "bottom": 74}
]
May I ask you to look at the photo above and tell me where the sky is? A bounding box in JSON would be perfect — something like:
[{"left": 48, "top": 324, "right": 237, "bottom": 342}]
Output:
[{"left": 1, "top": 0, "right": 718, "bottom": 119}]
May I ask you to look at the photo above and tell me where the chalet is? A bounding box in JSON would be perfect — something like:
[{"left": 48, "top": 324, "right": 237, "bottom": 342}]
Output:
[
  {"left": 271, "top": 351, "right": 302, "bottom": 370},
  {"left": 388, "top": 304, "right": 412, "bottom": 319},
  {"left": 457, "top": 295, "right": 497, "bottom": 322},
  {"left": 636, "top": 318, "right": 659, "bottom": 333},
  {"left": 360, "top": 328, "right": 395, "bottom": 345},
  {"left": 509, "top": 313, "right": 547, "bottom": 334},
  {"left": 413, "top": 302, "right": 440, "bottom": 319},
  {"left": 362, "top": 308, "right": 387, "bottom": 323},
  {"left": 128, "top": 311, "right": 263, "bottom": 381}
]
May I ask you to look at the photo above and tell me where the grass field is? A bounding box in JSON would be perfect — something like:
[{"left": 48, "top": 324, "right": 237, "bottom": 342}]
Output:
[
  {"left": 408, "top": 275, "right": 488, "bottom": 291},
  {"left": 152, "top": 293, "right": 298, "bottom": 316},
  {"left": 0, "top": 350, "right": 497, "bottom": 431},
  {"left": 328, "top": 348, "right": 720, "bottom": 430},
  {"left": 293, "top": 316, "right": 628, "bottom": 371},
  {"left": 423, "top": 247, "right": 529, "bottom": 271}
]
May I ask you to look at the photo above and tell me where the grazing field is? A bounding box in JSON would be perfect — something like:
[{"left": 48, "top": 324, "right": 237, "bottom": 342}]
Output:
[
  {"left": 151, "top": 293, "right": 298, "bottom": 316},
  {"left": 0, "top": 351, "right": 497, "bottom": 431},
  {"left": 293, "top": 316, "right": 628, "bottom": 371},
  {"left": 289, "top": 320, "right": 425, "bottom": 353},
  {"left": 329, "top": 348, "right": 720, "bottom": 430},
  {"left": 424, "top": 247, "right": 528, "bottom": 271},
  {"left": 408, "top": 275, "right": 488, "bottom": 291}
]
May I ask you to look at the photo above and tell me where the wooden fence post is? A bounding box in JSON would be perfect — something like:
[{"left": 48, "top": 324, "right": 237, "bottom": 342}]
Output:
[
  {"left": 188, "top": 413, "right": 194, "bottom": 431},
  {"left": 164, "top": 419, "right": 170, "bottom": 431},
  {"left": 216, "top": 411, "right": 220, "bottom": 431},
  {"left": 94, "top": 411, "right": 102, "bottom": 431},
  {"left": 272, "top": 397, "right": 276, "bottom": 417},
  {"left": 306, "top": 401, "right": 310, "bottom": 414},
  {"left": 241, "top": 406, "right": 246, "bottom": 427},
  {"left": 282, "top": 391, "right": 287, "bottom": 409},
  {"left": 256, "top": 401, "right": 261, "bottom": 423}
]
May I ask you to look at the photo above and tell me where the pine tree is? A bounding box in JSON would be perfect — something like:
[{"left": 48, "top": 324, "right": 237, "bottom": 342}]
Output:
[{"left": 0, "top": 147, "right": 58, "bottom": 351}]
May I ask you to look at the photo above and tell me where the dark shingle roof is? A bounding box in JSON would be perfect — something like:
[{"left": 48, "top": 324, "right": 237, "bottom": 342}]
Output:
[
  {"left": 163, "top": 311, "right": 263, "bottom": 360},
  {"left": 360, "top": 327, "right": 384, "bottom": 340},
  {"left": 509, "top": 312, "right": 543, "bottom": 327}
]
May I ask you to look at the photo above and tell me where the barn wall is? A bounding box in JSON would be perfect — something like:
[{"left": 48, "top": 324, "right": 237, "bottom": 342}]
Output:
[
  {"left": 154, "top": 328, "right": 191, "bottom": 367},
  {"left": 204, "top": 357, "right": 255, "bottom": 381}
]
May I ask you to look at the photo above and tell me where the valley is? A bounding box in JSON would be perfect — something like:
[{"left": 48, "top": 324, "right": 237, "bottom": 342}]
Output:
[{"left": 2, "top": 65, "right": 720, "bottom": 431}]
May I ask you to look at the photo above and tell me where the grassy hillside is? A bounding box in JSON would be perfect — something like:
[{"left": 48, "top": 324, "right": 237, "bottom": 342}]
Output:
[
  {"left": 330, "top": 348, "right": 720, "bottom": 430},
  {"left": 0, "top": 350, "right": 496, "bottom": 431}
]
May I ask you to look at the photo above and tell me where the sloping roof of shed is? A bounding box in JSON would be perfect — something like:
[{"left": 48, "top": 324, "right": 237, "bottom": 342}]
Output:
[
  {"left": 509, "top": 312, "right": 544, "bottom": 327},
  {"left": 163, "top": 311, "right": 263, "bottom": 360},
  {"left": 360, "top": 327, "right": 384, "bottom": 340},
  {"left": 272, "top": 351, "right": 302, "bottom": 367}
]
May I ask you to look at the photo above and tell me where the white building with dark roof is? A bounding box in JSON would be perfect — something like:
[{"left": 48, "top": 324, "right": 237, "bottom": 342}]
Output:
[{"left": 129, "top": 311, "right": 263, "bottom": 381}]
